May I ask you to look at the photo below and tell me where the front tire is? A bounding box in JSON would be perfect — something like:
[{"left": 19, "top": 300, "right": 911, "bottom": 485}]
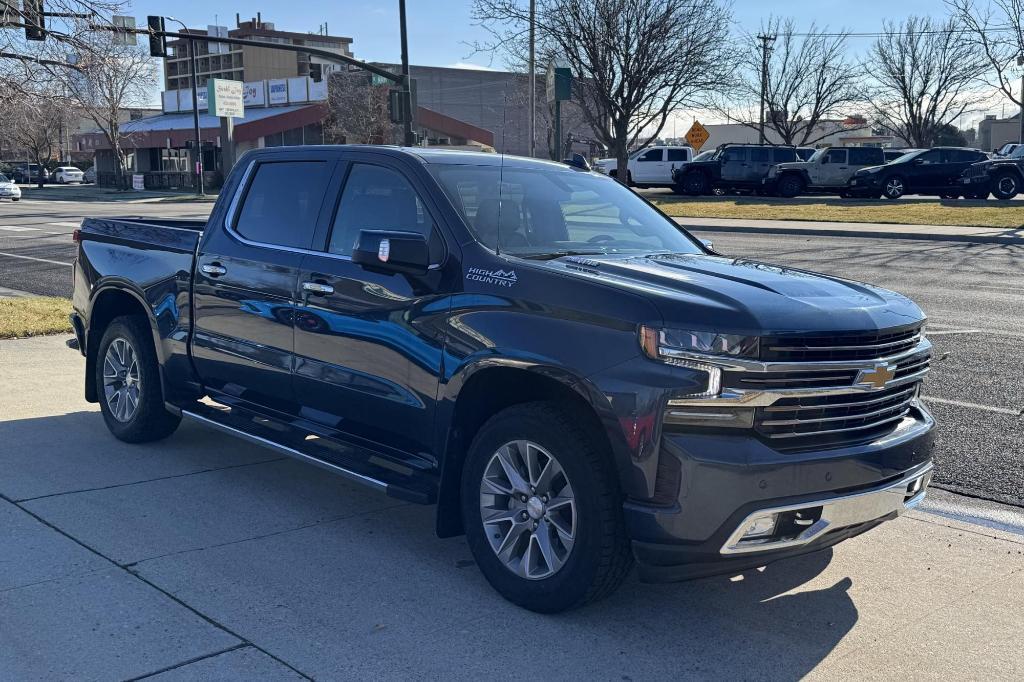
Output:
[
  {"left": 461, "top": 402, "right": 632, "bottom": 612},
  {"left": 777, "top": 174, "right": 803, "bottom": 198},
  {"left": 991, "top": 172, "right": 1020, "bottom": 200},
  {"left": 681, "top": 171, "right": 709, "bottom": 196},
  {"left": 883, "top": 175, "right": 905, "bottom": 200},
  {"left": 95, "top": 316, "right": 181, "bottom": 443}
]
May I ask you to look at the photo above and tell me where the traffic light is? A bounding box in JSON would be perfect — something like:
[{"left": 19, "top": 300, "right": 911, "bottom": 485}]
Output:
[
  {"left": 23, "top": 0, "right": 45, "bottom": 41},
  {"left": 309, "top": 63, "right": 323, "bottom": 83},
  {"left": 388, "top": 89, "right": 411, "bottom": 124},
  {"left": 147, "top": 16, "right": 167, "bottom": 57}
]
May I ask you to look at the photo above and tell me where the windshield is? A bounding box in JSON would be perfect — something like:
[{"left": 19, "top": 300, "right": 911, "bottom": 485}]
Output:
[
  {"left": 1009, "top": 146, "right": 1024, "bottom": 160},
  {"left": 890, "top": 149, "right": 924, "bottom": 165},
  {"left": 430, "top": 164, "right": 703, "bottom": 258},
  {"left": 692, "top": 151, "right": 713, "bottom": 162},
  {"left": 0, "top": 174, "right": 8, "bottom": 183},
  {"left": 808, "top": 148, "right": 828, "bottom": 162}
]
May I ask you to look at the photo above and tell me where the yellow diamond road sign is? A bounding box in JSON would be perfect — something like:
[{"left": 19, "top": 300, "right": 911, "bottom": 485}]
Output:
[{"left": 685, "top": 121, "right": 710, "bottom": 152}]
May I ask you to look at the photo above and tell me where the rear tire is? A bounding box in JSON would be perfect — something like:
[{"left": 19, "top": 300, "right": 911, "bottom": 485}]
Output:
[
  {"left": 461, "top": 401, "right": 632, "bottom": 613},
  {"left": 95, "top": 316, "right": 181, "bottom": 443}
]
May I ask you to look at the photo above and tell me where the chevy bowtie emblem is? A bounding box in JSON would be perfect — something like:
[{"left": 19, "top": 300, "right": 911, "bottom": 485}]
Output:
[{"left": 856, "top": 363, "right": 896, "bottom": 390}]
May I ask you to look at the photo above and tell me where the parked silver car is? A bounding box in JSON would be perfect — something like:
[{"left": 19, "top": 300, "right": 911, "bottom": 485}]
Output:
[{"left": 0, "top": 173, "right": 22, "bottom": 201}]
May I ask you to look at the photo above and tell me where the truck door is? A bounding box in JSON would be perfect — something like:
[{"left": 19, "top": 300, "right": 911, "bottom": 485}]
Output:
[
  {"left": 191, "top": 151, "right": 338, "bottom": 412},
  {"left": 748, "top": 147, "right": 773, "bottom": 183},
  {"left": 631, "top": 148, "right": 664, "bottom": 183},
  {"left": 292, "top": 155, "right": 455, "bottom": 467},
  {"left": 720, "top": 147, "right": 748, "bottom": 183},
  {"left": 666, "top": 148, "right": 691, "bottom": 184}
]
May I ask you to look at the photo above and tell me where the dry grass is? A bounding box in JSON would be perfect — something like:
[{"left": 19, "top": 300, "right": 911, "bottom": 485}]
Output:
[
  {"left": 0, "top": 297, "right": 73, "bottom": 339},
  {"left": 651, "top": 196, "right": 1024, "bottom": 229}
]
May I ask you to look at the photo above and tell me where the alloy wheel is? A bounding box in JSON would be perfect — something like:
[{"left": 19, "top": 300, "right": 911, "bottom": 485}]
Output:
[
  {"left": 103, "top": 337, "right": 141, "bottom": 422},
  {"left": 997, "top": 176, "right": 1017, "bottom": 197},
  {"left": 885, "top": 177, "right": 904, "bottom": 198},
  {"left": 479, "top": 440, "right": 576, "bottom": 580}
]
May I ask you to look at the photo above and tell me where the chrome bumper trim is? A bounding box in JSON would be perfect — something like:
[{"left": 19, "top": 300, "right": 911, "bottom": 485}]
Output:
[
  {"left": 664, "top": 338, "right": 932, "bottom": 374},
  {"left": 720, "top": 463, "right": 933, "bottom": 555}
]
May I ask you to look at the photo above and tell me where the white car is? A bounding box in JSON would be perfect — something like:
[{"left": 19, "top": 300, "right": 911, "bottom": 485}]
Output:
[
  {"left": 0, "top": 173, "right": 21, "bottom": 201},
  {"left": 594, "top": 145, "right": 694, "bottom": 189},
  {"left": 53, "top": 166, "right": 85, "bottom": 184}
]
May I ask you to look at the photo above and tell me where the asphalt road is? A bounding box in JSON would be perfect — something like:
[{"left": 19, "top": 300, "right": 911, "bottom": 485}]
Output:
[{"left": 1, "top": 197, "right": 1021, "bottom": 506}]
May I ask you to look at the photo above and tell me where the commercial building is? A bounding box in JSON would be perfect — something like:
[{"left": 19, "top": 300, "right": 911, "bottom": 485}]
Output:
[
  {"left": 977, "top": 114, "right": 1022, "bottom": 152},
  {"left": 696, "top": 119, "right": 908, "bottom": 151},
  {"left": 164, "top": 14, "right": 353, "bottom": 91}
]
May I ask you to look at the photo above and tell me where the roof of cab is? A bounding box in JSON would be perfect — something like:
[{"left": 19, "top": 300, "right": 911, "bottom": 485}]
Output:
[{"left": 250, "top": 144, "right": 574, "bottom": 171}]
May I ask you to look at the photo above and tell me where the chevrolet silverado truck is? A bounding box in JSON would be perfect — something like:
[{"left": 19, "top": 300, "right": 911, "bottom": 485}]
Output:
[{"left": 70, "top": 145, "right": 936, "bottom": 613}]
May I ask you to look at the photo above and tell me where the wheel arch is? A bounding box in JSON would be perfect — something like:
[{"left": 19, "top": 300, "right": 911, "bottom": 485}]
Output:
[
  {"left": 434, "top": 363, "right": 620, "bottom": 538},
  {"left": 84, "top": 284, "right": 162, "bottom": 403}
]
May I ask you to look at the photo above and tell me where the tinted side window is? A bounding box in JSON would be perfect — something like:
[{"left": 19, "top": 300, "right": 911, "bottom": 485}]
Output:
[
  {"left": 773, "top": 148, "right": 797, "bottom": 163},
  {"left": 750, "top": 148, "right": 771, "bottom": 163},
  {"left": 849, "top": 148, "right": 883, "bottom": 165},
  {"left": 234, "top": 161, "right": 331, "bottom": 249},
  {"left": 667, "top": 148, "right": 689, "bottom": 162},
  {"left": 949, "top": 149, "right": 984, "bottom": 163},
  {"left": 916, "top": 150, "right": 942, "bottom": 165},
  {"left": 723, "top": 148, "right": 746, "bottom": 162},
  {"left": 329, "top": 163, "right": 432, "bottom": 256},
  {"left": 826, "top": 149, "right": 847, "bottom": 164},
  {"left": 638, "top": 149, "right": 663, "bottom": 162}
]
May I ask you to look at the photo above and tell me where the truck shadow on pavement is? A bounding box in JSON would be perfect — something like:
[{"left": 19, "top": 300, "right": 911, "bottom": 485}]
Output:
[{"left": 1, "top": 411, "right": 858, "bottom": 679}]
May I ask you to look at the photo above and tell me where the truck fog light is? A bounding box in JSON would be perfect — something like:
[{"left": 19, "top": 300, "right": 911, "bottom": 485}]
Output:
[{"left": 741, "top": 513, "right": 778, "bottom": 540}]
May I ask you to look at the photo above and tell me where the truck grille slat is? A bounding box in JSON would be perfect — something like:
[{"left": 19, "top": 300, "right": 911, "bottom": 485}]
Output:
[{"left": 760, "top": 325, "right": 923, "bottom": 361}]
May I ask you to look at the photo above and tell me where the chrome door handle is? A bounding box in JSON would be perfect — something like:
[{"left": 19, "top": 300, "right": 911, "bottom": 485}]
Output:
[
  {"left": 302, "top": 281, "right": 334, "bottom": 295},
  {"left": 200, "top": 263, "right": 227, "bottom": 277}
]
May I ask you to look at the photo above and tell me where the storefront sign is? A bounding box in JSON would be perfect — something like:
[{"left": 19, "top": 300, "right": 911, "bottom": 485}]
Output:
[
  {"left": 243, "top": 81, "right": 266, "bottom": 107},
  {"left": 132, "top": 175, "right": 145, "bottom": 190},
  {"left": 268, "top": 79, "right": 289, "bottom": 105},
  {"left": 287, "top": 77, "right": 308, "bottom": 103}
]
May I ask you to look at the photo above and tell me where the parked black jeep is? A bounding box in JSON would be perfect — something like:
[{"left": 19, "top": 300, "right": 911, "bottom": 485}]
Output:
[
  {"left": 959, "top": 145, "right": 1024, "bottom": 200},
  {"left": 673, "top": 144, "right": 798, "bottom": 195}
]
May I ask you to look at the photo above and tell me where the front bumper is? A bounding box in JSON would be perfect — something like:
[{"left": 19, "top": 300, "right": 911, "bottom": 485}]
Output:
[
  {"left": 846, "top": 175, "right": 882, "bottom": 195},
  {"left": 624, "top": 402, "right": 936, "bottom": 583}
]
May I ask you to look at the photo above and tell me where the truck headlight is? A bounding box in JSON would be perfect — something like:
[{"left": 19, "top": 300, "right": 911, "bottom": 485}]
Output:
[{"left": 639, "top": 326, "right": 760, "bottom": 362}]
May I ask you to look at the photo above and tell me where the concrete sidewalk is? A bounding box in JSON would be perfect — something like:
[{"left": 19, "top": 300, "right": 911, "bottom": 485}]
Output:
[
  {"left": 16, "top": 184, "right": 217, "bottom": 204},
  {"left": 677, "top": 216, "right": 1024, "bottom": 245},
  {"left": 2, "top": 335, "right": 1022, "bottom": 680}
]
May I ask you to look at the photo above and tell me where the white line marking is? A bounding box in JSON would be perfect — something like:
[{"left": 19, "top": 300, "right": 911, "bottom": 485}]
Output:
[
  {"left": 0, "top": 226, "right": 40, "bottom": 232},
  {"left": 0, "top": 250, "right": 73, "bottom": 267},
  {"left": 47, "top": 221, "right": 82, "bottom": 228},
  {"left": 926, "top": 329, "right": 982, "bottom": 336},
  {"left": 923, "top": 396, "right": 1021, "bottom": 416},
  {"left": 967, "top": 284, "right": 1024, "bottom": 293}
]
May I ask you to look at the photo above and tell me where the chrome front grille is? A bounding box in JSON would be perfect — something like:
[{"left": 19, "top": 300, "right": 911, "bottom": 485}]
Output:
[
  {"left": 760, "top": 325, "right": 923, "bottom": 361},
  {"left": 755, "top": 384, "right": 919, "bottom": 451}
]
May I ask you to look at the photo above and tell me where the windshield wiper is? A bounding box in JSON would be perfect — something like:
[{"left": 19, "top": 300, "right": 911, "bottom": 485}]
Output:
[{"left": 517, "top": 250, "right": 609, "bottom": 261}]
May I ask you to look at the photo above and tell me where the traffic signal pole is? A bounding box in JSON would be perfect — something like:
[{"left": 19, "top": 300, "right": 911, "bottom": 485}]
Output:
[
  {"left": 399, "top": 0, "right": 414, "bottom": 146},
  {"left": 164, "top": 18, "right": 204, "bottom": 195}
]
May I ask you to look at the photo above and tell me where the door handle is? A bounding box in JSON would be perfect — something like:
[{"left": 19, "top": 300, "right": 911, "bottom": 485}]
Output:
[
  {"left": 201, "top": 263, "right": 227, "bottom": 277},
  {"left": 302, "top": 281, "right": 334, "bottom": 295}
]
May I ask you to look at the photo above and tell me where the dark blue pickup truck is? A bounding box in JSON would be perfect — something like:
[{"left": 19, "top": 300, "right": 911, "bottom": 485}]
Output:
[{"left": 70, "top": 146, "right": 935, "bottom": 612}]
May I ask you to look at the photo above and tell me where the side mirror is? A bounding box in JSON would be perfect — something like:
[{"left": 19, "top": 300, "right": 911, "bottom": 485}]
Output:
[
  {"left": 912, "top": 158, "right": 925, "bottom": 165},
  {"left": 562, "top": 153, "right": 591, "bottom": 171},
  {"left": 700, "top": 238, "right": 714, "bottom": 251},
  {"left": 352, "top": 230, "right": 430, "bottom": 276}
]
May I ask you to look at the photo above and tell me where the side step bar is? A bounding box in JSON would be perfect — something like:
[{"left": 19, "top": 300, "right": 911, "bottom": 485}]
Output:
[{"left": 180, "top": 405, "right": 436, "bottom": 504}]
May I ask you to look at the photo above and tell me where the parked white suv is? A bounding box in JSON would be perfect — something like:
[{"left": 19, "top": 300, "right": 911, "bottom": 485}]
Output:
[
  {"left": 53, "top": 166, "right": 85, "bottom": 184},
  {"left": 594, "top": 145, "right": 693, "bottom": 189}
]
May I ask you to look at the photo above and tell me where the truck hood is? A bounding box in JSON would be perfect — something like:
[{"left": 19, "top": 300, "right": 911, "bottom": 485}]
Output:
[
  {"left": 772, "top": 161, "right": 811, "bottom": 172},
  {"left": 537, "top": 253, "right": 923, "bottom": 335}
]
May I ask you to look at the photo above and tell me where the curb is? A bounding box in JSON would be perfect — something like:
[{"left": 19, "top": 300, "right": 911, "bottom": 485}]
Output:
[{"left": 682, "top": 223, "right": 1024, "bottom": 245}]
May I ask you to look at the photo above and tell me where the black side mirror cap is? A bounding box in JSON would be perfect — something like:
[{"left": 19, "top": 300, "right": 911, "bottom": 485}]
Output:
[{"left": 352, "top": 230, "right": 430, "bottom": 276}]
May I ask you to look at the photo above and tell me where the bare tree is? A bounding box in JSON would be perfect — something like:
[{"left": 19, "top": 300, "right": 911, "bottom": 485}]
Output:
[
  {"left": 325, "top": 71, "right": 400, "bottom": 145},
  {"left": 1, "top": 1, "right": 125, "bottom": 101},
  {"left": 947, "top": 0, "right": 1024, "bottom": 129},
  {"left": 54, "top": 30, "right": 157, "bottom": 184},
  {"left": 3, "top": 89, "right": 66, "bottom": 186},
  {"left": 471, "top": 0, "right": 734, "bottom": 183},
  {"left": 710, "top": 18, "right": 868, "bottom": 146},
  {"left": 866, "top": 16, "right": 991, "bottom": 148}
]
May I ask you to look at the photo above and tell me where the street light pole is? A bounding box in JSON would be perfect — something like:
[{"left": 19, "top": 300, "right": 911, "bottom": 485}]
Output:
[
  {"left": 528, "top": 0, "right": 536, "bottom": 157},
  {"left": 757, "top": 33, "right": 775, "bottom": 145},
  {"left": 398, "top": 0, "right": 414, "bottom": 147},
  {"left": 167, "top": 17, "right": 204, "bottom": 196}
]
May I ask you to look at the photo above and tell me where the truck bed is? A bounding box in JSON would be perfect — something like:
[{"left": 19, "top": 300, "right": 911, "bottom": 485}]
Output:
[{"left": 79, "top": 217, "right": 206, "bottom": 255}]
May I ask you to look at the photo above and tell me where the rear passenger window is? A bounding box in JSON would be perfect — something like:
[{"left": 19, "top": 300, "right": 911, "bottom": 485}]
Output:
[
  {"left": 772, "top": 148, "right": 796, "bottom": 162},
  {"left": 637, "top": 149, "right": 663, "bottom": 162},
  {"left": 667, "top": 149, "right": 689, "bottom": 162},
  {"left": 329, "top": 164, "right": 433, "bottom": 257},
  {"left": 849, "top": 148, "right": 882, "bottom": 165},
  {"left": 723, "top": 148, "right": 746, "bottom": 162},
  {"left": 750, "top": 148, "right": 771, "bottom": 162},
  {"left": 234, "top": 161, "right": 331, "bottom": 249}
]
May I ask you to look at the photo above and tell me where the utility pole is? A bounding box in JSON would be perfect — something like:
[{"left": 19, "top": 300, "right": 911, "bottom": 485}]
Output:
[
  {"left": 399, "top": 0, "right": 414, "bottom": 147},
  {"left": 528, "top": 0, "right": 536, "bottom": 157},
  {"left": 757, "top": 33, "right": 775, "bottom": 145},
  {"left": 1018, "top": 56, "right": 1023, "bottom": 144},
  {"left": 166, "top": 17, "right": 204, "bottom": 195}
]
